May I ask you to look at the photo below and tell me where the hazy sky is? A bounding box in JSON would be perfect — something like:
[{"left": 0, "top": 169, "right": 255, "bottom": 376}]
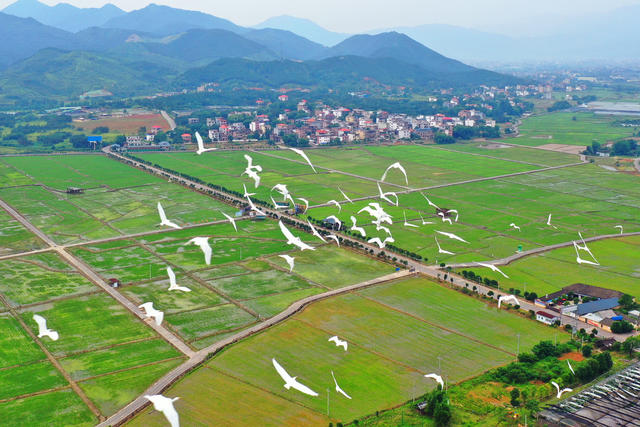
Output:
[{"left": 2, "top": 0, "right": 639, "bottom": 35}]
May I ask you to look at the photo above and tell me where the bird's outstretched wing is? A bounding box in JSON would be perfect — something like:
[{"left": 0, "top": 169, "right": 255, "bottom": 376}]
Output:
[
  {"left": 331, "top": 371, "right": 352, "bottom": 399},
  {"left": 287, "top": 147, "right": 317, "bottom": 173},
  {"left": 33, "top": 314, "right": 47, "bottom": 331},
  {"left": 272, "top": 358, "right": 293, "bottom": 383},
  {"left": 291, "top": 379, "right": 319, "bottom": 396},
  {"left": 339, "top": 188, "right": 353, "bottom": 203},
  {"left": 167, "top": 266, "right": 176, "bottom": 287},
  {"left": 157, "top": 202, "right": 168, "bottom": 223},
  {"left": 381, "top": 162, "right": 408, "bottom": 185},
  {"left": 221, "top": 211, "right": 238, "bottom": 232}
]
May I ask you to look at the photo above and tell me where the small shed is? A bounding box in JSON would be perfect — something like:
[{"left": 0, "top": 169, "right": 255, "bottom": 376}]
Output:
[
  {"left": 108, "top": 278, "right": 120, "bottom": 288},
  {"left": 66, "top": 187, "right": 84, "bottom": 194}
]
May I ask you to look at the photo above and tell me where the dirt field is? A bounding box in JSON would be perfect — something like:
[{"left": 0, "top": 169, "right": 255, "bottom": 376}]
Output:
[
  {"left": 73, "top": 114, "right": 170, "bottom": 134},
  {"left": 537, "top": 143, "right": 587, "bottom": 154}
]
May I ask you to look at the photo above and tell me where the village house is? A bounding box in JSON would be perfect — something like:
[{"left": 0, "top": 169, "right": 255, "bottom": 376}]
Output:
[{"left": 536, "top": 311, "right": 560, "bottom": 325}]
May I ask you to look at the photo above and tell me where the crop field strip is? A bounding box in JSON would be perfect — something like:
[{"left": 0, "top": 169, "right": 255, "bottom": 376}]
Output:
[{"left": 127, "top": 276, "right": 562, "bottom": 426}]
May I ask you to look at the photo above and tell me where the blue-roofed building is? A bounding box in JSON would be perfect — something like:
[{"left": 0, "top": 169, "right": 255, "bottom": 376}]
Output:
[
  {"left": 87, "top": 136, "right": 103, "bottom": 144},
  {"left": 576, "top": 298, "right": 619, "bottom": 316}
]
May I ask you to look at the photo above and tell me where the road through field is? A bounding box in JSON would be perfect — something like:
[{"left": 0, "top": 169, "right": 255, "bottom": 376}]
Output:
[{"left": 96, "top": 270, "right": 412, "bottom": 427}]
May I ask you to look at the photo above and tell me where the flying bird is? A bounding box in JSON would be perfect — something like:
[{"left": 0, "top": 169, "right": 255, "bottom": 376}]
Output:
[
  {"left": 567, "top": 360, "right": 575, "bottom": 375},
  {"left": 498, "top": 294, "right": 519, "bottom": 308},
  {"left": 272, "top": 358, "right": 319, "bottom": 397},
  {"left": 33, "top": 314, "right": 59, "bottom": 341},
  {"left": 350, "top": 216, "right": 366, "bottom": 237},
  {"left": 220, "top": 211, "right": 238, "bottom": 232},
  {"left": 157, "top": 202, "right": 181, "bottom": 229},
  {"left": 286, "top": 147, "right": 317, "bottom": 173},
  {"left": 195, "top": 131, "right": 216, "bottom": 155},
  {"left": 422, "top": 193, "right": 440, "bottom": 210},
  {"left": 424, "top": 373, "right": 444, "bottom": 388},
  {"left": 376, "top": 224, "right": 392, "bottom": 235},
  {"left": 474, "top": 262, "right": 509, "bottom": 279},
  {"left": 242, "top": 154, "right": 262, "bottom": 188},
  {"left": 331, "top": 371, "right": 352, "bottom": 400},
  {"left": 279, "top": 221, "right": 315, "bottom": 251},
  {"left": 509, "top": 223, "right": 521, "bottom": 232},
  {"left": 325, "top": 215, "right": 342, "bottom": 230},
  {"left": 144, "top": 395, "right": 180, "bottom": 427},
  {"left": 328, "top": 336, "right": 348, "bottom": 351},
  {"left": 377, "top": 183, "right": 399, "bottom": 206},
  {"left": 573, "top": 242, "right": 599, "bottom": 266},
  {"left": 403, "top": 211, "right": 419, "bottom": 228},
  {"left": 358, "top": 202, "right": 392, "bottom": 225},
  {"left": 435, "top": 230, "right": 469, "bottom": 243},
  {"left": 614, "top": 225, "right": 623, "bottom": 234},
  {"left": 271, "top": 184, "right": 295, "bottom": 207},
  {"left": 437, "top": 212, "right": 453, "bottom": 225},
  {"left": 547, "top": 214, "right": 558, "bottom": 229},
  {"left": 551, "top": 381, "right": 572, "bottom": 399},
  {"left": 435, "top": 236, "right": 454, "bottom": 255},
  {"left": 185, "top": 237, "right": 212, "bottom": 265},
  {"left": 297, "top": 198, "right": 309, "bottom": 214},
  {"left": 576, "top": 232, "right": 599, "bottom": 264},
  {"left": 166, "top": 266, "right": 191, "bottom": 292},
  {"left": 338, "top": 188, "right": 353, "bottom": 204},
  {"left": 419, "top": 213, "right": 434, "bottom": 225},
  {"left": 326, "top": 234, "right": 340, "bottom": 247},
  {"left": 279, "top": 254, "right": 295, "bottom": 273},
  {"left": 368, "top": 236, "right": 395, "bottom": 249},
  {"left": 327, "top": 200, "right": 342, "bottom": 212},
  {"left": 242, "top": 183, "right": 255, "bottom": 198},
  {"left": 306, "top": 219, "right": 327, "bottom": 243},
  {"left": 447, "top": 209, "right": 460, "bottom": 222},
  {"left": 381, "top": 162, "right": 409, "bottom": 185},
  {"left": 139, "top": 302, "right": 164, "bottom": 326},
  {"left": 245, "top": 195, "right": 266, "bottom": 216}
]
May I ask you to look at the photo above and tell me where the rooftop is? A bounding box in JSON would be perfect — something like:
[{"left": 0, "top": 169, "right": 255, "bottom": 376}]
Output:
[{"left": 576, "top": 298, "right": 619, "bottom": 316}]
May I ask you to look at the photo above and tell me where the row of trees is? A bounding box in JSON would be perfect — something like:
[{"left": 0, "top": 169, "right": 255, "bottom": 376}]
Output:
[{"left": 460, "top": 270, "right": 499, "bottom": 288}]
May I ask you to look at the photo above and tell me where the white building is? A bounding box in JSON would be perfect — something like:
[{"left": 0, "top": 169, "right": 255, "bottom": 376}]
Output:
[{"left": 536, "top": 311, "right": 559, "bottom": 325}]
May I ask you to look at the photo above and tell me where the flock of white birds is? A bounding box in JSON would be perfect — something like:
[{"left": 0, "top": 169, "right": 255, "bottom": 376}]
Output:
[{"left": 31, "top": 141, "right": 612, "bottom": 426}]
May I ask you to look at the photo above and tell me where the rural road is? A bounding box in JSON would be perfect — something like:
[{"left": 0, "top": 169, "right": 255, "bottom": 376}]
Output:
[
  {"left": 0, "top": 198, "right": 195, "bottom": 358},
  {"left": 96, "top": 270, "right": 412, "bottom": 427},
  {"left": 160, "top": 110, "right": 176, "bottom": 131}
]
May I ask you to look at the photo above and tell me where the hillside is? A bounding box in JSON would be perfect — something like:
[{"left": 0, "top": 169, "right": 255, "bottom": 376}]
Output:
[
  {"left": 102, "top": 4, "right": 243, "bottom": 36},
  {"left": 3, "top": 0, "right": 124, "bottom": 32},
  {"left": 320, "top": 32, "right": 474, "bottom": 73},
  {"left": 255, "top": 15, "right": 349, "bottom": 46},
  {"left": 244, "top": 28, "right": 326, "bottom": 60},
  {"left": 176, "top": 56, "right": 516, "bottom": 90},
  {"left": 0, "top": 12, "right": 77, "bottom": 69},
  {"left": 142, "top": 29, "right": 276, "bottom": 63},
  {"left": 0, "top": 49, "right": 173, "bottom": 102}
]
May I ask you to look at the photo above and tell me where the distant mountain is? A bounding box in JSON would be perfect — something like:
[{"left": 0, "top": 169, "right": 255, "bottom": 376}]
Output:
[
  {"left": 244, "top": 28, "right": 326, "bottom": 60},
  {"left": 177, "top": 56, "right": 516, "bottom": 90},
  {"left": 255, "top": 15, "right": 349, "bottom": 46},
  {"left": 0, "top": 12, "right": 77, "bottom": 69},
  {"left": 142, "top": 29, "right": 277, "bottom": 63},
  {"left": 319, "top": 32, "right": 474, "bottom": 74},
  {"left": 102, "top": 4, "right": 244, "bottom": 36},
  {"left": 2, "top": 0, "right": 124, "bottom": 32},
  {"left": 0, "top": 48, "right": 173, "bottom": 101}
]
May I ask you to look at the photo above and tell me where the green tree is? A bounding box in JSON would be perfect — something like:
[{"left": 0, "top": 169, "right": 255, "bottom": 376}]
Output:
[
  {"left": 581, "top": 345, "right": 592, "bottom": 358},
  {"left": 510, "top": 388, "right": 520, "bottom": 406}
]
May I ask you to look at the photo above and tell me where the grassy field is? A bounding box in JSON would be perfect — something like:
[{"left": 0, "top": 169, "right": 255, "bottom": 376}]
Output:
[
  {"left": 73, "top": 114, "right": 170, "bottom": 135},
  {"left": 0, "top": 252, "right": 96, "bottom": 306},
  {"left": 511, "top": 112, "right": 636, "bottom": 147},
  {"left": 0, "top": 209, "right": 45, "bottom": 255},
  {"left": 0, "top": 389, "right": 96, "bottom": 427},
  {"left": 461, "top": 235, "right": 640, "bottom": 298},
  {"left": 127, "top": 276, "right": 563, "bottom": 426}
]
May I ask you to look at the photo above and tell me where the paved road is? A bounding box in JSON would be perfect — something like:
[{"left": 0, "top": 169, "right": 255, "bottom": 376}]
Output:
[
  {"left": 160, "top": 110, "right": 176, "bottom": 131},
  {"left": 97, "top": 270, "right": 412, "bottom": 427},
  {"left": 0, "top": 198, "right": 195, "bottom": 358},
  {"left": 449, "top": 231, "right": 640, "bottom": 268}
]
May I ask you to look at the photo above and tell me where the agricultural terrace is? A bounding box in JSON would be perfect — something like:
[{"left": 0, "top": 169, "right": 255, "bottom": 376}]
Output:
[
  {"left": 127, "top": 277, "right": 564, "bottom": 426},
  {"left": 511, "top": 112, "right": 637, "bottom": 147},
  {"left": 0, "top": 155, "right": 239, "bottom": 244},
  {"left": 461, "top": 235, "right": 640, "bottom": 299}
]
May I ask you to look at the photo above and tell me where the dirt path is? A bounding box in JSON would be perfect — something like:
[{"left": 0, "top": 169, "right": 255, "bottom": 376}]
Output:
[{"left": 160, "top": 111, "right": 176, "bottom": 131}]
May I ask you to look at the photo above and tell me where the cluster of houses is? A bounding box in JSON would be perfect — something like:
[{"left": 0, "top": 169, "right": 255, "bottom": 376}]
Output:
[
  {"left": 179, "top": 102, "right": 498, "bottom": 147},
  {"left": 534, "top": 283, "right": 638, "bottom": 333}
]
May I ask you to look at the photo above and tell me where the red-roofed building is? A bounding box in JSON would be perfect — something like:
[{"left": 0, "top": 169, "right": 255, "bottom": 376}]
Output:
[
  {"left": 278, "top": 94, "right": 289, "bottom": 102},
  {"left": 181, "top": 133, "right": 192, "bottom": 143},
  {"left": 536, "top": 311, "right": 559, "bottom": 325}
]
